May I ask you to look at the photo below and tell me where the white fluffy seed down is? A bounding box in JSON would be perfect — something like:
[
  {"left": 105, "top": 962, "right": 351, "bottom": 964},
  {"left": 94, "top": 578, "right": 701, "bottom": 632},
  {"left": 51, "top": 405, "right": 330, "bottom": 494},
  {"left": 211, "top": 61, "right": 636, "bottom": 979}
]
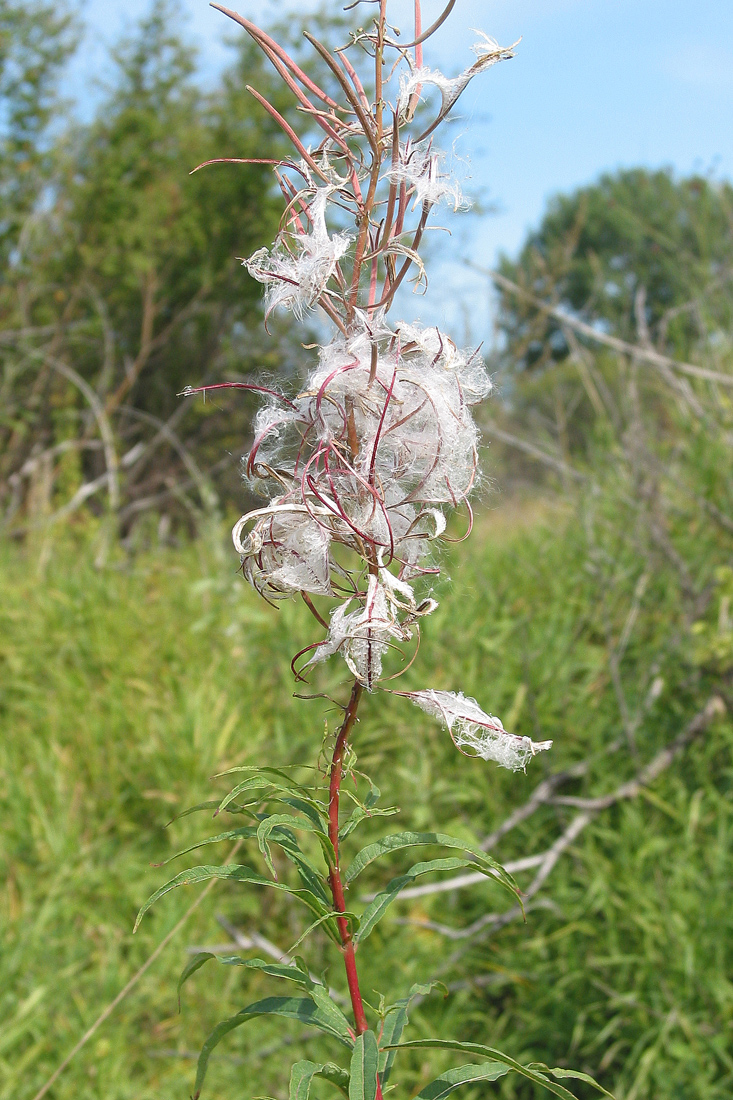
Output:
[
  {"left": 306, "top": 575, "right": 414, "bottom": 691},
  {"left": 403, "top": 690, "right": 553, "bottom": 771},
  {"left": 232, "top": 321, "right": 492, "bottom": 687},
  {"left": 244, "top": 189, "right": 351, "bottom": 321},
  {"left": 385, "top": 144, "right": 466, "bottom": 212}
]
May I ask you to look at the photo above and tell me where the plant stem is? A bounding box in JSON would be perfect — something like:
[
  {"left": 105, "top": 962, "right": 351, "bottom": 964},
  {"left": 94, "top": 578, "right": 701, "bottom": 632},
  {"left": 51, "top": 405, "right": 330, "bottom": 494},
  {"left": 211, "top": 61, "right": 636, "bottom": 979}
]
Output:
[{"left": 328, "top": 679, "right": 368, "bottom": 1033}]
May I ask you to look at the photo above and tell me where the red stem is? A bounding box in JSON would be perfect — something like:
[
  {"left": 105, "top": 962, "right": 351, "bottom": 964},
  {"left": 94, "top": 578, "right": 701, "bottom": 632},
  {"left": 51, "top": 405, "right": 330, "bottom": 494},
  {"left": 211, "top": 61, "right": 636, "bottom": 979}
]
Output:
[
  {"left": 329, "top": 682, "right": 384, "bottom": 1100},
  {"left": 328, "top": 681, "right": 369, "bottom": 1033}
]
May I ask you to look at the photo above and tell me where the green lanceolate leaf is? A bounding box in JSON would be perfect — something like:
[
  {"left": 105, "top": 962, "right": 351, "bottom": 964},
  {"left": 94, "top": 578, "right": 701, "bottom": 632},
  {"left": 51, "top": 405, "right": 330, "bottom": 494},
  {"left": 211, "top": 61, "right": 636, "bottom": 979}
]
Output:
[
  {"left": 416, "top": 1063, "right": 509, "bottom": 1099},
  {"left": 526, "top": 1065, "right": 615, "bottom": 1098},
  {"left": 378, "top": 982, "right": 447, "bottom": 1085},
  {"left": 257, "top": 813, "right": 334, "bottom": 879},
  {"left": 349, "top": 1031, "right": 379, "bottom": 1100},
  {"left": 134, "top": 864, "right": 332, "bottom": 933},
  {"left": 161, "top": 825, "right": 259, "bottom": 865},
  {"left": 339, "top": 806, "right": 400, "bottom": 842},
  {"left": 354, "top": 858, "right": 491, "bottom": 944},
  {"left": 193, "top": 997, "right": 354, "bottom": 1098},
  {"left": 277, "top": 794, "right": 330, "bottom": 834},
  {"left": 345, "top": 832, "right": 464, "bottom": 883},
  {"left": 276, "top": 833, "right": 332, "bottom": 908},
  {"left": 216, "top": 956, "right": 314, "bottom": 987},
  {"left": 309, "top": 984, "right": 355, "bottom": 1042},
  {"left": 213, "top": 765, "right": 314, "bottom": 791},
  {"left": 318, "top": 1062, "right": 351, "bottom": 1095},
  {"left": 344, "top": 833, "right": 521, "bottom": 910},
  {"left": 167, "top": 799, "right": 222, "bottom": 823},
  {"left": 178, "top": 952, "right": 217, "bottom": 1010},
  {"left": 289, "top": 909, "right": 359, "bottom": 952},
  {"left": 363, "top": 779, "right": 381, "bottom": 809},
  {"left": 289, "top": 1060, "right": 350, "bottom": 1100},
  {"left": 135, "top": 864, "right": 274, "bottom": 931},
  {"left": 381, "top": 1041, "right": 613, "bottom": 1100},
  {"left": 216, "top": 775, "right": 283, "bottom": 815},
  {"left": 289, "top": 1061, "right": 324, "bottom": 1100},
  {"left": 214, "top": 768, "right": 320, "bottom": 810},
  {"left": 178, "top": 954, "right": 355, "bottom": 1021}
]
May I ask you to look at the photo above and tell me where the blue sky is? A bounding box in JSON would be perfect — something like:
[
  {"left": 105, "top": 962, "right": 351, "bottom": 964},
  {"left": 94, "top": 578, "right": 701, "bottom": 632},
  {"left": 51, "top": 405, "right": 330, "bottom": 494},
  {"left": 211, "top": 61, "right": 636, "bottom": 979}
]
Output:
[{"left": 69, "top": 0, "right": 733, "bottom": 340}]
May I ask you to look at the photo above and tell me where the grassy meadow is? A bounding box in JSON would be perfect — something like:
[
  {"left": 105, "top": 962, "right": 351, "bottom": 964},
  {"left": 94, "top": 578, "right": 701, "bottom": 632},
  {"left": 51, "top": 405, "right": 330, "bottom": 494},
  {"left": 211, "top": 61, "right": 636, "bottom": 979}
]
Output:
[{"left": 2, "top": 496, "right": 732, "bottom": 1100}]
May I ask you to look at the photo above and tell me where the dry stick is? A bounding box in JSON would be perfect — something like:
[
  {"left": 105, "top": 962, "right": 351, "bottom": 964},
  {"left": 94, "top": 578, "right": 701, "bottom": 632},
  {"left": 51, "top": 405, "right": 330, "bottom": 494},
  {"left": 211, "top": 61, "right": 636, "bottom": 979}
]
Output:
[
  {"left": 30, "top": 841, "right": 243, "bottom": 1100},
  {"left": 121, "top": 406, "right": 218, "bottom": 512},
  {"left": 393, "top": 697, "right": 725, "bottom": 917},
  {"left": 483, "top": 419, "right": 587, "bottom": 482},
  {"left": 484, "top": 267, "right": 733, "bottom": 388},
  {"left": 35, "top": 353, "right": 120, "bottom": 511},
  {"left": 105, "top": 268, "right": 157, "bottom": 415}
]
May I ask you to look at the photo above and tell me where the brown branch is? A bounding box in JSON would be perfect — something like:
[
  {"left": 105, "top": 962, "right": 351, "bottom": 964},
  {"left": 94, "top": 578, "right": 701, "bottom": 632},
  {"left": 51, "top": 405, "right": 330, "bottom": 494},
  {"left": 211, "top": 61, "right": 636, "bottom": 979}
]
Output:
[
  {"left": 483, "top": 419, "right": 587, "bottom": 482},
  {"left": 105, "top": 269, "right": 157, "bottom": 415},
  {"left": 484, "top": 267, "right": 733, "bottom": 388}
]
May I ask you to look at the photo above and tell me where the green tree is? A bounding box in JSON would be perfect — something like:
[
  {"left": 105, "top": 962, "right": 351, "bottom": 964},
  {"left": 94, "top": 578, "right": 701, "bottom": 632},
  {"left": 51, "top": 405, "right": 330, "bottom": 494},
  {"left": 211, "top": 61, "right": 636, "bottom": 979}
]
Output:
[
  {"left": 497, "top": 169, "right": 733, "bottom": 372},
  {"left": 0, "top": 0, "right": 76, "bottom": 265},
  {"left": 1, "top": 0, "right": 300, "bottom": 527}
]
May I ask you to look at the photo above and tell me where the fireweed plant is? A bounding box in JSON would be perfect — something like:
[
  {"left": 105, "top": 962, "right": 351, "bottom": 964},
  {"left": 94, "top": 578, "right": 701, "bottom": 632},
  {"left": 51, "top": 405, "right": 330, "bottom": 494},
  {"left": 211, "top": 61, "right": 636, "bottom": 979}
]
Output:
[{"left": 137, "top": 4, "right": 611, "bottom": 1099}]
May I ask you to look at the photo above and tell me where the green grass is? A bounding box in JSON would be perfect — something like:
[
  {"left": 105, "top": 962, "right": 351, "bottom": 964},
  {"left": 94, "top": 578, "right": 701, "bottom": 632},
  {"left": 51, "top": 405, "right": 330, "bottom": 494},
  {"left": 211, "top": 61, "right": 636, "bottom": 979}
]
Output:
[{"left": 1, "top": 500, "right": 732, "bottom": 1100}]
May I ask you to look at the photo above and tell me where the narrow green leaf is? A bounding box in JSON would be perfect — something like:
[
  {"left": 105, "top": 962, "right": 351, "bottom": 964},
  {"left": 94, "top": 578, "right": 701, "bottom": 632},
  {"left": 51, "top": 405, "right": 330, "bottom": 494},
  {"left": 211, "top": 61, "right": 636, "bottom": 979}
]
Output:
[
  {"left": 527, "top": 1065, "right": 615, "bottom": 1098},
  {"left": 161, "top": 826, "right": 258, "bottom": 865},
  {"left": 339, "top": 806, "right": 400, "bottom": 842},
  {"left": 349, "top": 1031, "right": 379, "bottom": 1100},
  {"left": 167, "top": 799, "right": 221, "bottom": 822},
  {"left": 233, "top": 957, "right": 313, "bottom": 986},
  {"left": 289, "top": 1061, "right": 324, "bottom": 1100},
  {"left": 193, "top": 997, "right": 354, "bottom": 1098},
  {"left": 135, "top": 864, "right": 275, "bottom": 931},
  {"left": 381, "top": 1040, "right": 597, "bottom": 1100},
  {"left": 213, "top": 765, "right": 313, "bottom": 792},
  {"left": 309, "top": 984, "right": 355, "bottom": 1042},
  {"left": 289, "top": 909, "right": 359, "bottom": 952},
  {"left": 277, "top": 794, "right": 330, "bottom": 834},
  {"left": 180, "top": 954, "right": 314, "bottom": 989},
  {"left": 378, "top": 982, "right": 447, "bottom": 1084},
  {"left": 134, "top": 863, "right": 332, "bottom": 932},
  {"left": 416, "top": 1062, "right": 509, "bottom": 1099},
  {"left": 354, "top": 858, "right": 486, "bottom": 943},
  {"left": 364, "top": 779, "right": 381, "bottom": 809},
  {"left": 276, "top": 834, "right": 332, "bottom": 907},
  {"left": 288, "top": 1060, "right": 350, "bottom": 1100},
  {"left": 216, "top": 775, "right": 279, "bottom": 814},
  {"left": 177, "top": 952, "right": 216, "bottom": 1011},
  {"left": 318, "top": 1062, "right": 350, "bottom": 1095},
  {"left": 344, "top": 832, "right": 520, "bottom": 911},
  {"left": 257, "top": 813, "right": 332, "bottom": 879}
]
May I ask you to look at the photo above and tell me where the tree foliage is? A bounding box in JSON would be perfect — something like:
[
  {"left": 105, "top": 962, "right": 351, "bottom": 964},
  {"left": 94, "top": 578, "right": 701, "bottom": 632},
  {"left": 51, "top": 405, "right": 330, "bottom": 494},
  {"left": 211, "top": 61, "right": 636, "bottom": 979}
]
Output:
[
  {"left": 0, "top": 0, "right": 77, "bottom": 261},
  {"left": 0, "top": 0, "right": 302, "bottom": 536},
  {"left": 497, "top": 169, "right": 733, "bottom": 371}
]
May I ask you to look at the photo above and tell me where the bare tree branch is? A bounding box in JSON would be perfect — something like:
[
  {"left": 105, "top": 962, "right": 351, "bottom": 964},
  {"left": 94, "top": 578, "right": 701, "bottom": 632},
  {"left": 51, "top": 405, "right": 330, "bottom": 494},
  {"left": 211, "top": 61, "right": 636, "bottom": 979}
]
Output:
[
  {"left": 483, "top": 267, "right": 733, "bottom": 388},
  {"left": 483, "top": 419, "right": 587, "bottom": 481}
]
